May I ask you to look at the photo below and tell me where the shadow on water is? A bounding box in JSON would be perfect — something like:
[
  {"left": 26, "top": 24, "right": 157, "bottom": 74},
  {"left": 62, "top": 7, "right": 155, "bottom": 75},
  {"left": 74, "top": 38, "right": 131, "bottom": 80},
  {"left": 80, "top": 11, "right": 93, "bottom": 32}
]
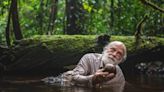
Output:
[
  {"left": 0, "top": 73, "right": 164, "bottom": 92},
  {"left": 124, "top": 73, "right": 164, "bottom": 92}
]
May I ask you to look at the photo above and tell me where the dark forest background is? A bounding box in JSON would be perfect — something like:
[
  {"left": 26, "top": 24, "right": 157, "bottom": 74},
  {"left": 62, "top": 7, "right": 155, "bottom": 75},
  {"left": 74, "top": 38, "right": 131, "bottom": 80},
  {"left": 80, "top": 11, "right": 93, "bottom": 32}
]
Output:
[{"left": 0, "top": 0, "right": 163, "bottom": 47}]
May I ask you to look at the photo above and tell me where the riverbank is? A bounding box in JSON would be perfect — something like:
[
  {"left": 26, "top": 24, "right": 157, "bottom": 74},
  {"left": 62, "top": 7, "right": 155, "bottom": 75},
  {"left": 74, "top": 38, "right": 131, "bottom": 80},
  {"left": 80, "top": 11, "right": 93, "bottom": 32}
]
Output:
[{"left": 0, "top": 35, "right": 164, "bottom": 75}]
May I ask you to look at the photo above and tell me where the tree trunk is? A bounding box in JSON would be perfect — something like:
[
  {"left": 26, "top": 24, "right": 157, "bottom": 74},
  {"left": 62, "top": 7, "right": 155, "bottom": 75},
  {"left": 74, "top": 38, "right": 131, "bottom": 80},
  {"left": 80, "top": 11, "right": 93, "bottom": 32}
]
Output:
[
  {"left": 134, "top": 15, "right": 148, "bottom": 49},
  {"left": 11, "top": 0, "right": 23, "bottom": 40},
  {"left": 5, "top": 0, "right": 13, "bottom": 47},
  {"left": 65, "top": 0, "right": 83, "bottom": 34},
  {"left": 47, "top": 0, "right": 58, "bottom": 34},
  {"left": 110, "top": 0, "right": 114, "bottom": 32},
  {"left": 37, "top": 0, "right": 44, "bottom": 34},
  {"left": 5, "top": 0, "right": 23, "bottom": 47},
  {"left": 65, "top": 0, "right": 76, "bottom": 34},
  {"left": 140, "top": 0, "right": 164, "bottom": 13},
  {"left": 117, "top": 0, "right": 122, "bottom": 32}
]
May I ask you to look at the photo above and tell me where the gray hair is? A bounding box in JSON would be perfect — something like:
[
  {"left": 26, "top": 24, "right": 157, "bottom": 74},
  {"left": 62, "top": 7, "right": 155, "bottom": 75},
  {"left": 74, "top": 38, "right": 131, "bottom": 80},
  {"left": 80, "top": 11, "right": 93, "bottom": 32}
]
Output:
[{"left": 103, "top": 41, "right": 127, "bottom": 62}]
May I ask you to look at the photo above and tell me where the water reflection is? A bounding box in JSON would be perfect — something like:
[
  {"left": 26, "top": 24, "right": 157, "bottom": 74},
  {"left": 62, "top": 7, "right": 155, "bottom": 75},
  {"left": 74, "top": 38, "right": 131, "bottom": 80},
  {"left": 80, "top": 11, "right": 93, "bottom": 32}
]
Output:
[
  {"left": 0, "top": 74, "right": 164, "bottom": 92},
  {"left": 0, "top": 85, "right": 124, "bottom": 92},
  {"left": 40, "top": 74, "right": 124, "bottom": 92},
  {"left": 124, "top": 73, "right": 164, "bottom": 92}
]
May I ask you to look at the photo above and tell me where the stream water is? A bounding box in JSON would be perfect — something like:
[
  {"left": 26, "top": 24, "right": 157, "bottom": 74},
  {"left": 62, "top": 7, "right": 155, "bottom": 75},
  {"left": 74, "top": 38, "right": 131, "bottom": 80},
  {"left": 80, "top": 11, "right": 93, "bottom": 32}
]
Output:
[{"left": 0, "top": 73, "right": 164, "bottom": 92}]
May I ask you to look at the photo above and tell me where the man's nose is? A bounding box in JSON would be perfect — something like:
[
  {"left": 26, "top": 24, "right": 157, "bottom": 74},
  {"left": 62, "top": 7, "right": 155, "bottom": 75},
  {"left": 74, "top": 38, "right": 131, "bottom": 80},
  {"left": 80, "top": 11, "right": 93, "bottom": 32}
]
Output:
[{"left": 112, "top": 52, "right": 117, "bottom": 56}]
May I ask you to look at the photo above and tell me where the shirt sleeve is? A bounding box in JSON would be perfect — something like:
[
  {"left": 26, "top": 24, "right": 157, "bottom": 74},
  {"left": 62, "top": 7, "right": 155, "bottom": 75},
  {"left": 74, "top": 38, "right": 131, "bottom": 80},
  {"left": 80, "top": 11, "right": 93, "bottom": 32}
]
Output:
[
  {"left": 115, "top": 65, "right": 125, "bottom": 83},
  {"left": 71, "top": 54, "right": 94, "bottom": 86},
  {"left": 115, "top": 66, "right": 125, "bottom": 91}
]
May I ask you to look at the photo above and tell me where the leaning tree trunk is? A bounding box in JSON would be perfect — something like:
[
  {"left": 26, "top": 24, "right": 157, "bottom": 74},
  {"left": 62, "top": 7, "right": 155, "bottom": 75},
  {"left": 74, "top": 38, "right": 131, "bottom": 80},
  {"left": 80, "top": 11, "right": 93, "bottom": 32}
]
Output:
[
  {"left": 5, "top": 0, "right": 23, "bottom": 47},
  {"left": 5, "top": 0, "right": 12, "bottom": 47},
  {"left": 134, "top": 15, "right": 148, "bottom": 49},
  {"left": 140, "top": 0, "right": 164, "bottom": 13},
  {"left": 11, "top": 0, "right": 23, "bottom": 40}
]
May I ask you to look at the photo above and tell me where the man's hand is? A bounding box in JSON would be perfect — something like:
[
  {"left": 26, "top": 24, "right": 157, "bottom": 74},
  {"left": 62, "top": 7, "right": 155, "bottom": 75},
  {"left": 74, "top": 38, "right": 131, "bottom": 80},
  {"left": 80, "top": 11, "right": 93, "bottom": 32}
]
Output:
[
  {"left": 92, "top": 69, "right": 115, "bottom": 85},
  {"left": 103, "top": 64, "right": 116, "bottom": 74}
]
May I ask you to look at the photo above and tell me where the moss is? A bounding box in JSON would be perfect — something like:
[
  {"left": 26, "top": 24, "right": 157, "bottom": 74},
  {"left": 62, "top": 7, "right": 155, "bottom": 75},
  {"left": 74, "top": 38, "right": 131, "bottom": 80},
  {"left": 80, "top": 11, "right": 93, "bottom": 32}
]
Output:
[
  {"left": 19, "top": 35, "right": 164, "bottom": 55},
  {"left": 28, "top": 35, "right": 95, "bottom": 53},
  {"left": 3, "top": 35, "right": 164, "bottom": 74}
]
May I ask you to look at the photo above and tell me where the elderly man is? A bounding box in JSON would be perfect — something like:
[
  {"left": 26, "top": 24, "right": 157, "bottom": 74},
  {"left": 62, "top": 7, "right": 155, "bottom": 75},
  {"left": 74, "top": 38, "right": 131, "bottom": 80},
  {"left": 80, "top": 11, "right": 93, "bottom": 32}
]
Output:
[
  {"left": 62, "top": 41, "right": 126, "bottom": 89},
  {"left": 42, "top": 41, "right": 126, "bottom": 91}
]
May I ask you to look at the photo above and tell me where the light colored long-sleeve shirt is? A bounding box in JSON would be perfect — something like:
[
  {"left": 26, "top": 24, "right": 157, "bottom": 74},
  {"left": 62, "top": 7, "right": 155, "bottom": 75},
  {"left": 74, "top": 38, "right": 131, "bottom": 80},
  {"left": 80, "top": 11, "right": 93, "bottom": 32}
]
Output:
[{"left": 64, "top": 53, "right": 125, "bottom": 90}]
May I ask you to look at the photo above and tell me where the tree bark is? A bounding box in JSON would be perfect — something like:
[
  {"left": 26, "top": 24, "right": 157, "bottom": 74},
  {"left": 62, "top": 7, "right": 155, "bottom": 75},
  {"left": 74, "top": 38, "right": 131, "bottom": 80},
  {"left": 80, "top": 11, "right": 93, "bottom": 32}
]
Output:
[
  {"left": 110, "top": 0, "right": 114, "bottom": 31},
  {"left": 37, "top": 0, "right": 44, "bottom": 34},
  {"left": 47, "top": 0, "right": 58, "bottom": 34},
  {"left": 117, "top": 0, "right": 122, "bottom": 32},
  {"left": 65, "top": 0, "right": 84, "bottom": 34},
  {"left": 65, "top": 0, "right": 76, "bottom": 34},
  {"left": 11, "top": 0, "right": 23, "bottom": 40},
  {"left": 5, "top": 0, "right": 12, "bottom": 47},
  {"left": 140, "top": 0, "right": 164, "bottom": 13},
  {"left": 134, "top": 15, "right": 148, "bottom": 49}
]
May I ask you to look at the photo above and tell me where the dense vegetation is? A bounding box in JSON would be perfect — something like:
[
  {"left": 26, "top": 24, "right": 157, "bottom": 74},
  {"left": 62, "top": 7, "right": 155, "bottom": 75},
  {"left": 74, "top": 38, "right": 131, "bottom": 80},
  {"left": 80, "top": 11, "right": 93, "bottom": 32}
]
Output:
[
  {"left": 0, "top": 0, "right": 163, "bottom": 75},
  {"left": 0, "top": 0, "right": 163, "bottom": 45}
]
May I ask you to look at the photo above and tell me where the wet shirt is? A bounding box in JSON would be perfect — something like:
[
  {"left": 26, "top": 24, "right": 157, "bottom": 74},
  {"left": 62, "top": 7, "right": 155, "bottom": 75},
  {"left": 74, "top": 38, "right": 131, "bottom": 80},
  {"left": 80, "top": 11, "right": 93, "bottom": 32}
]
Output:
[{"left": 66, "top": 53, "right": 125, "bottom": 89}]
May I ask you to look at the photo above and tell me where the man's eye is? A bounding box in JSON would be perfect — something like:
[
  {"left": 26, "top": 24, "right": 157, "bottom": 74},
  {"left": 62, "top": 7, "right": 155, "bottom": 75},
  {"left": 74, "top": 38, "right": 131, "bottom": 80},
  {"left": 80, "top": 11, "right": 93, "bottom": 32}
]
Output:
[{"left": 110, "top": 48, "right": 115, "bottom": 51}]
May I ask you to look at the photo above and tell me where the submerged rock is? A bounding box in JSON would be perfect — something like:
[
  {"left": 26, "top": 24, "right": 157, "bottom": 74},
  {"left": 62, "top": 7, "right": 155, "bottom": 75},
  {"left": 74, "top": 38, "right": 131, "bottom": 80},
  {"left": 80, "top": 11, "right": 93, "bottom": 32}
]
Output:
[
  {"left": 135, "top": 61, "right": 164, "bottom": 74},
  {"left": 41, "top": 71, "right": 74, "bottom": 86}
]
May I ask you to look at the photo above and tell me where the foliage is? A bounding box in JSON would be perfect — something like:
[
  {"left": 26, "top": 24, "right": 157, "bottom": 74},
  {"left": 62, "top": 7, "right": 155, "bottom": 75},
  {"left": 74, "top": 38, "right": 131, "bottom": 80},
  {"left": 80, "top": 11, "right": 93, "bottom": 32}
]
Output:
[{"left": 0, "top": 0, "right": 163, "bottom": 42}]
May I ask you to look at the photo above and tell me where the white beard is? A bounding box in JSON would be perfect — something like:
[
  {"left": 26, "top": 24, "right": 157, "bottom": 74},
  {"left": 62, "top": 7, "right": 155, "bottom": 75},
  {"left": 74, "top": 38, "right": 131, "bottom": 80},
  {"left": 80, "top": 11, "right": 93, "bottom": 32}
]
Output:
[
  {"left": 101, "top": 52, "right": 121, "bottom": 65},
  {"left": 102, "top": 54, "right": 115, "bottom": 65}
]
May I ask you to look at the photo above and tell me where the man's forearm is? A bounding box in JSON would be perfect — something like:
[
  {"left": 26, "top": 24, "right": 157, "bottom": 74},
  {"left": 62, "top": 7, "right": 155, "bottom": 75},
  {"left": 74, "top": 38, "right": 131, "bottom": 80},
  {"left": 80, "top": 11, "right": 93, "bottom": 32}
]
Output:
[{"left": 72, "top": 74, "right": 94, "bottom": 85}]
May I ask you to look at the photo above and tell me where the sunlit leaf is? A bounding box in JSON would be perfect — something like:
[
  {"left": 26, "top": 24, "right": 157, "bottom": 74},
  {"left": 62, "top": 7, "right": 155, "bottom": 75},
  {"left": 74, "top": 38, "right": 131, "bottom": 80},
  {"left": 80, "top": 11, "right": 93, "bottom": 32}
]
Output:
[
  {"left": 83, "top": 2, "right": 93, "bottom": 13},
  {"left": 3, "top": 1, "right": 9, "bottom": 5}
]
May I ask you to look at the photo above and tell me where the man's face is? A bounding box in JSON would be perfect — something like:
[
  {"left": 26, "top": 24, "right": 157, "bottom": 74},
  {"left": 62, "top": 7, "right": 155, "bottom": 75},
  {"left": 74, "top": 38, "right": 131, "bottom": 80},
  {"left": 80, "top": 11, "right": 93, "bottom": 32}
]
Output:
[{"left": 102, "top": 44, "right": 124, "bottom": 65}]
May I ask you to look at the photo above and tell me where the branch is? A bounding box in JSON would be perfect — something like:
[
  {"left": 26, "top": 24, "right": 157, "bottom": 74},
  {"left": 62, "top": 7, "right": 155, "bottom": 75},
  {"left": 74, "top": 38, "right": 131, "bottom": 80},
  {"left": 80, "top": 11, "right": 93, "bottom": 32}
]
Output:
[{"left": 140, "top": 0, "right": 164, "bottom": 13}]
